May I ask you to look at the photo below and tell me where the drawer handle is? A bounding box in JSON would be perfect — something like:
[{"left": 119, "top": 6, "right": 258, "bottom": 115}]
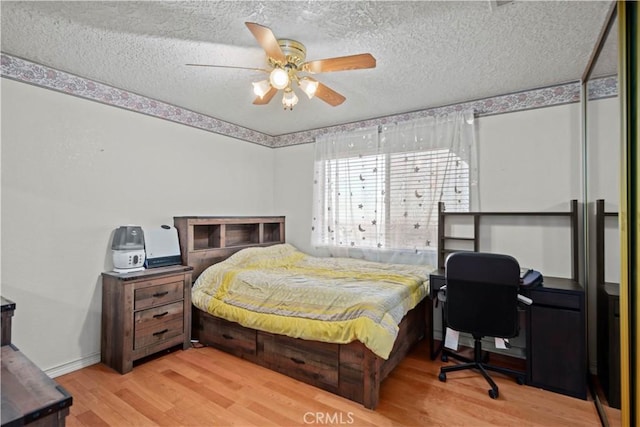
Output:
[
  {"left": 222, "top": 334, "right": 234, "bottom": 340},
  {"left": 290, "top": 357, "right": 305, "bottom": 365},
  {"left": 153, "top": 329, "right": 169, "bottom": 336},
  {"left": 153, "top": 311, "right": 169, "bottom": 319},
  {"left": 152, "top": 291, "right": 169, "bottom": 298}
]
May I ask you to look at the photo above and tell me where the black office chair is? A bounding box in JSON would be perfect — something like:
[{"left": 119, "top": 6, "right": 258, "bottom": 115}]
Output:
[{"left": 438, "top": 252, "right": 528, "bottom": 399}]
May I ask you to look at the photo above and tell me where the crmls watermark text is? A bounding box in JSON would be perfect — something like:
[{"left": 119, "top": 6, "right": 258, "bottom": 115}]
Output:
[{"left": 303, "top": 411, "right": 355, "bottom": 424}]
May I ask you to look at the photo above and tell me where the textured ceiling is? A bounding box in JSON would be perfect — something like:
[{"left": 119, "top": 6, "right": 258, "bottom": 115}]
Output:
[{"left": 1, "top": 1, "right": 613, "bottom": 136}]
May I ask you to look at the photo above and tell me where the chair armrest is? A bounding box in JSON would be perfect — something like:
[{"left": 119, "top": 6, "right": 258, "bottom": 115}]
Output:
[
  {"left": 435, "top": 285, "right": 447, "bottom": 306},
  {"left": 517, "top": 294, "right": 533, "bottom": 305}
]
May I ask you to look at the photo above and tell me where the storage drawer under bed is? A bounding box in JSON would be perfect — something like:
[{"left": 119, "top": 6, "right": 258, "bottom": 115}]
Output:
[
  {"left": 197, "top": 312, "right": 257, "bottom": 357},
  {"left": 258, "top": 332, "right": 340, "bottom": 389}
]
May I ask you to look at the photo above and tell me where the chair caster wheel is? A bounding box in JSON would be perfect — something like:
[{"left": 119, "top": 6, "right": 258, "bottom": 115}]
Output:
[
  {"left": 488, "top": 389, "right": 499, "bottom": 399},
  {"left": 516, "top": 376, "right": 525, "bottom": 385},
  {"left": 441, "top": 354, "right": 448, "bottom": 362},
  {"left": 438, "top": 372, "right": 446, "bottom": 382}
]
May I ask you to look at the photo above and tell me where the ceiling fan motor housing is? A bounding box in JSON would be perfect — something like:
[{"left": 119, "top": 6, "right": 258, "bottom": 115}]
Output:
[{"left": 276, "top": 39, "right": 307, "bottom": 67}]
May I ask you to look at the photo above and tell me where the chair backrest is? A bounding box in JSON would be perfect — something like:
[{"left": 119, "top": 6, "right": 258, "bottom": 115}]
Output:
[{"left": 444, "top": 252, "right": 521, "bottom": 339}]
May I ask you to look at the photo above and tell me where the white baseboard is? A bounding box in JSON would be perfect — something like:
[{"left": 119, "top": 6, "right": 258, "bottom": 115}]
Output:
[{"left": 45, "top": 352, "right": 101, "bottom": 378}]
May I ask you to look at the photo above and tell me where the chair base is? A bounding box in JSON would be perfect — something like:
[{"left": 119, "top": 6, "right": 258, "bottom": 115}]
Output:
[{"left": 438, "top": 337, "right": 525, "bottom": 399}]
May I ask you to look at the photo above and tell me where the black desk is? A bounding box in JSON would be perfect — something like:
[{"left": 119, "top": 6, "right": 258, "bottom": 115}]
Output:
[{"left": 428, "top": 269, "right": 587, "bottom": 399}]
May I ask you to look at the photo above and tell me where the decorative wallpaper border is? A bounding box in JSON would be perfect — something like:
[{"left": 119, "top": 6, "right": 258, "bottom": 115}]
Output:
[
  {"left": 276, "top": 83, "right": 584, "bottom": 147},
  {"left": 1, "top": 53, "right": 618, "bottom": 148},
  {"left": 1, "top": 54, "right": 274, "bottom": 147},
  {"left": 587, "top": 75, "right": 618, "bottom": 101}
]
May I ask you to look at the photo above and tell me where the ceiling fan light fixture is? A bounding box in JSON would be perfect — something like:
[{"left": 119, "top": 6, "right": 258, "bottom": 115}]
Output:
[
  {"left": 252, "top": 80, "right": 271, "bottom": 98},
  {"left": 269, "top": 67, "right": 289, "bottom": 90},
  {"left": 282, "top": 88, "right": 298, "bottom": 110},
  {"left": 299, "top": 77, "right": 319, "bottom": 99},
  {"left": 190, "top": 23, "right": 376, "bottom": 109}
]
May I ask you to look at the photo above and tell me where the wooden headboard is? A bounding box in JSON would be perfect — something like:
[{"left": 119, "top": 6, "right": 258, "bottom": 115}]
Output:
[{"left": 173, "top": 216, "right": 285, "bottom": 280}]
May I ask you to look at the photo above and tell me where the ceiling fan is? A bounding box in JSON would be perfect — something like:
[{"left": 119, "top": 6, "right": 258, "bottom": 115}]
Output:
[{"left": 187, "top": 22, "right": 376, "bottom": 110}]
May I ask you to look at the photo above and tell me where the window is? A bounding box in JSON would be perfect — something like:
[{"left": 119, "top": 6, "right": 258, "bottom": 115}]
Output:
[
  {"left": 314, "top": 149, "right": 469, "bottom": 250},
  {"left": 311, "top": 112, "right": 476, "bottom": 263}
]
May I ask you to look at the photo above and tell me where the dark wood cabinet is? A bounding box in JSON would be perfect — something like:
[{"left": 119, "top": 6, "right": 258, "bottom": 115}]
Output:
[
  {"left": 595, "top": 200, "right": 621, "bottom": 408},
  {"left": 101, "top": 265, "right": 193, "bottom": 374},
  {"left": 597, "top": 283, "right": 621, "bottom": 408},
  {"left": 526, "top": 277, "right": 586, "bottom": 399}
]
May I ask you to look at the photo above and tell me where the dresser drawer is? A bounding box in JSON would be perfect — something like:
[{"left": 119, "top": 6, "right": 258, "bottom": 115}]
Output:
[
  {"left": 134, "top": 317, "right": 183, "bottom": 350},
  {"left": 134, "top": 278, "right": 184, "bottom": 310},
  {"left": 135, "top": 301, "right": 184, "bottom": 330},
  {"left": 199, "top": 314, "right": 256, "bottom": 356},
  {"left": 259, "top": 332, "right": 339, "bottom": 388}
]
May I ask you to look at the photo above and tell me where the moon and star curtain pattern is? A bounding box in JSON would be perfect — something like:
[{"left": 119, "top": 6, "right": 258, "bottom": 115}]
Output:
[{"left": 311, "top": 110, "right": 478, "bottom": 265}]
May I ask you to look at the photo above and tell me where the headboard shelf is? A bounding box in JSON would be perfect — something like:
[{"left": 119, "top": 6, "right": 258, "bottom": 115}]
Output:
[{"left": 174, "top": 216, "right": 285, "bottom": 280}]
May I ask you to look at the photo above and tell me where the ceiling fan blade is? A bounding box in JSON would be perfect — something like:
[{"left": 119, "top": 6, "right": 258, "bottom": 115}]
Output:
[
  {"left": 302, "top": 53, "right": 376, "bottom": 74},
  {"left": 253, "top": 86, "right": 278, "bottom": 105},
  {"left": 245, "top": 22, "right": 285, "bottom": 62},
  {"left": 314, "top": 82, "right": 346, "bottom": 106},
  {"left": 186, "top": 64, "right": 269, "bottom": 73}
]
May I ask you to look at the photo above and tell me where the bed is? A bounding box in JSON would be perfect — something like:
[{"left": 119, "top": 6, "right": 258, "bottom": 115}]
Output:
[{"left": 184, "top": 232, "right": 433, "bottom": 409}]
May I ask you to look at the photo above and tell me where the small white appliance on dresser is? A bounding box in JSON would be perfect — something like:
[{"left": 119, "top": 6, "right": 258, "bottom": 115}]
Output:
[
  {"left": 142, "top": 225, "right": 181, "bottom": 268},
  {"left": 111, "top": 225, "right": 146, "bottom": 273}
]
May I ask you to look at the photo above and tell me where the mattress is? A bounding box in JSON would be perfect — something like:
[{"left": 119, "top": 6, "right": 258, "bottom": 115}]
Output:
[{"left": 191, "top": 243, "right": 433, "bottom": 359}]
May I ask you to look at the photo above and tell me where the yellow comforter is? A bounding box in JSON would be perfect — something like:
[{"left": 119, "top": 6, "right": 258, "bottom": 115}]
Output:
[{"left": 192, "top": 243, "right": 433, "bottom": 359}]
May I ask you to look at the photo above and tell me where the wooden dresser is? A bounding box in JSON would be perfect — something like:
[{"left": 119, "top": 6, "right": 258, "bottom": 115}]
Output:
[
  {"left": 1, "top": 298, "right": 73, "bottom": 427},
  {"left": 101, "top": 265, "right": 193, "bottom": 374}
]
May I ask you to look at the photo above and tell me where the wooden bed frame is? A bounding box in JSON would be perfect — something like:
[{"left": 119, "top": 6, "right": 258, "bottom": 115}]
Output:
[
  {"left": 192, "top": 300, "right": 426, "bottom": 409},
  {"left": 174, "top": 216, "right": 429, "bottom": 409}
]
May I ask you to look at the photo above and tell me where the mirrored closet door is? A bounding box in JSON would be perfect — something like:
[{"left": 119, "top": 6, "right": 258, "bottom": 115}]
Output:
[{"left": 583, "top": 2, "right": 621, "bottom": 421}]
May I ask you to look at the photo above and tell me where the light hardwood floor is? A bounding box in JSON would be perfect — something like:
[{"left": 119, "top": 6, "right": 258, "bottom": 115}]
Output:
[{"left": 56, "top": 341, "right": 620, "bottom": 426}]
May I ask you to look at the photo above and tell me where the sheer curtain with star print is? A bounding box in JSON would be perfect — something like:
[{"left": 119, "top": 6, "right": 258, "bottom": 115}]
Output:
[{"left": 311, "top": 111, "right": 478, "bottom": 265}]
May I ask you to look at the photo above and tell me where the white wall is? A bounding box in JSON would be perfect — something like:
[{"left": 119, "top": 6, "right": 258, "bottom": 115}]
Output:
[
  {"left": 474, "top": 104, "right": 582, "bottom": 278},
  {"left": 273, "top": 143, "right": 316, "bottom": 254},
  {"left": 1, "top": 79, "right": 275, "bottom": 373}
]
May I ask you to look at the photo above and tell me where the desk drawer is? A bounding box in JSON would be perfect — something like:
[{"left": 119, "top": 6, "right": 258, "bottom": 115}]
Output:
[
  {"left": 259, "top": 333, "right": 339, "bottom": 389},
  {"left": 134, "top": 278, "right": 184, "bottom": 310},
  {"left": 529, "top": 289, "right": 581, "bottom": 310}
]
